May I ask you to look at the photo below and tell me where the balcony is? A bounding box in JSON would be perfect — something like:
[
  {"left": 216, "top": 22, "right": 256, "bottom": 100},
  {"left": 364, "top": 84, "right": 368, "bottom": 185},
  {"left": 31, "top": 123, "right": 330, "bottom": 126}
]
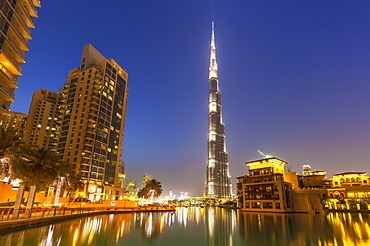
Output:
[
  {"left": 16, "top": 1, "right": 36, "bottom": 28},
  {"left": 1, "top": 48, "right": 22, "bottom": 74},
  {"left": 0, "top": 63, "right": 15, "bottom": 83},
  {"left": 84, "top": 141, "right": 93, "bottom": 147},
  {"left": 88, "top": 116, "right": 97, "bottom": 122},
  {"left": 0, "top": 100, "right": 8, "bottom": 114},
  {"left": 0, "top": 84, "right": 15, "bottom": 101},
  {"left": 12, "top": 4, "right": 32, "bottom": 39},
  {"left": 90, "top": 99, "right": 99, "bottom": 106},
  {"left": 6, "top": 36, "right": 25, "bottom": 62},
  {"left": 91, "top": 93, "right": 100, "bottom": 99},
  {"left": 85, "top": 127, "right": 96, "bottom": 134},
  {"left": 8, "top": 17, "right": 29, "bottom": 49},
  {"left": 85, "top": 133, "right": 94, "bottom": 140},
  {"left": 24, "top": 0, "right": 39, "bottom": 17},
  {"left": 83, "top": 147, "right": 93, "bottom": 153}
]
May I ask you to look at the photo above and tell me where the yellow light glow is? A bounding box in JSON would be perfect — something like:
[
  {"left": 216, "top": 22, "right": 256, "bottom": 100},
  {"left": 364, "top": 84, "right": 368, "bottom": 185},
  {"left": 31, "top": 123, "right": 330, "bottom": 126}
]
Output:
[
  {"left": 209, "top": 102, "right": 217, "bottom": 112},
  {"left": 72, "top": 228, "right": 79, "bottom": 246}
]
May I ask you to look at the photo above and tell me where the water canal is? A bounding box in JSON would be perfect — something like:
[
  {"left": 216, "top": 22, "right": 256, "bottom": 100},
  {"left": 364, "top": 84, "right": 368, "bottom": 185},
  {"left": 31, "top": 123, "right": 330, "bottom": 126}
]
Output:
[{"left": 0, "top": 207, "right": 369, "bottom": 245}]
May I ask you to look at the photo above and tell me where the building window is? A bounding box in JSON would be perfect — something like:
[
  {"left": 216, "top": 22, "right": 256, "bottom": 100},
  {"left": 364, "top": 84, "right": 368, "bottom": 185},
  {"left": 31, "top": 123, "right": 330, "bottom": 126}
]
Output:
[
  {"left": 263, "top": 203, "right": 273, "bottom": 209},
  {"left": 252, "top": 202, "right": 260, "bottom": 208}
]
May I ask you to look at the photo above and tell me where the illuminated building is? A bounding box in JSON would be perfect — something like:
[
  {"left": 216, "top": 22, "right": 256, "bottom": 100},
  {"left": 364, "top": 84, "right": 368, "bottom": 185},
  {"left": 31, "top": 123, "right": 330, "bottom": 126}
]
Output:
[
  {"left": 23, "top": 88, "right": 59, "bottom": 150},
  {"left": 142, "top": 174, "right": 152, "bottom": 189},
  {"left": 117, "top": 159, "right": 125, "bottom": 189},
  {"left": 237, "top": 157, "right": 326, "bottom": 213},
  {"left": 236, "top": 157, "right": 293, "bottom": 212},
  {"left": 56, "top": 44, "right": 129, "bottom": 202},
  {"left": 204, "top": 22, "right": 232, "bottom": 199},
  {"left": 126, "top": 182, "right": 138, "bottom": 197},
  {"left": 331, "top": 172, "right": 369, "bottom": 187},
  {"left": 0, "top": 0, "right": 41, "bottom": 123},
  {"left": 3, "top": 111, "right": 26, "bottom": 136},
  {"left": 302, "top": 164, "right": 312, "bottom": 176},
  {"left": 327, "top": 172, "right": 370, "bottom": 201},
  {"left": 300, "top": 170, "right": 332, "bottom": 188}
]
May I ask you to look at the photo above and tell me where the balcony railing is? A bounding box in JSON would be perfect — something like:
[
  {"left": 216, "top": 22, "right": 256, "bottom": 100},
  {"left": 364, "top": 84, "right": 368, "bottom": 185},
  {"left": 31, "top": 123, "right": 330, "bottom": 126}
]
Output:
[
  {"left": 0, "top": 84, "right": 14, "bottom": 99},
  {"left": 0, "top": 100, "right": 8, "bottom": 112},
  {"left": 1, "top": 48, "right": 21, "bottom": 73}
]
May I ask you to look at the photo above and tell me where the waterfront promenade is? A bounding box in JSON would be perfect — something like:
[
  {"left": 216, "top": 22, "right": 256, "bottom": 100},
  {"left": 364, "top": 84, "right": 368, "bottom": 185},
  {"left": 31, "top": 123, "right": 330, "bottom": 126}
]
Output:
[{"left": 0, "top": 206, "right": 175, "bottom": 235}]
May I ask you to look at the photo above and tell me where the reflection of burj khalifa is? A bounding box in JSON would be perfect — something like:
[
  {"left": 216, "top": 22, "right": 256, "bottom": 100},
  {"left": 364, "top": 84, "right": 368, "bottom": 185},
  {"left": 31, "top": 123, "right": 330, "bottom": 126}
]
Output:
[{"left": 204, "top": 23, "right": 232, "bottom": 199}]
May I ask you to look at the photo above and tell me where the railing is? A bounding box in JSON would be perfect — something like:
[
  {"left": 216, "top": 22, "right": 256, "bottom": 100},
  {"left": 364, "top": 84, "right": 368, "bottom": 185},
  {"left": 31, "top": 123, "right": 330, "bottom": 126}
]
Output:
[
  {"left": 0, "top": 206, "right": 176, "bottom": 222},
  {"left": 1, "top": 48, "right": 21, "bottom": 72},
  {"left": 0, "top": 84, "right": 14, "bottom": 99},
  {"left": 0, "top": 100, "right": 8, "bottom": 112}
]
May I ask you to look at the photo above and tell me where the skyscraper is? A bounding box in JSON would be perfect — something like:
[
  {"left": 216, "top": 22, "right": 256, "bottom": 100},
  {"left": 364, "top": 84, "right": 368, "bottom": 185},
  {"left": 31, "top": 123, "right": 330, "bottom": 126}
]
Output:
[
  {"left": 205, "top": 23, "right": 232, "bottom": 199},
  {"left": 3, "top": 111, "right": 27, "bottom": 136},
  {"left": 142, "top": 174, "right": 152, "bottom": 189},
  {"left": 0, "top": 0, "right": 41, "bottom": 123},
  {"left": 56, "top": 44, "right": 129, "bottom": 202},
  {"left": 23, "top": 88, "right": 59, "bottom": 150}
]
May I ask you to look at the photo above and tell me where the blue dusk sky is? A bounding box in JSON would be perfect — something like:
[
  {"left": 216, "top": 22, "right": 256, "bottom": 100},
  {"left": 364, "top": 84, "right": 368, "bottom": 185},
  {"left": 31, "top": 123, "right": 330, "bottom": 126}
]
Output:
[{"left": 11, "top": 1, "right": 370, "bottom": 197}]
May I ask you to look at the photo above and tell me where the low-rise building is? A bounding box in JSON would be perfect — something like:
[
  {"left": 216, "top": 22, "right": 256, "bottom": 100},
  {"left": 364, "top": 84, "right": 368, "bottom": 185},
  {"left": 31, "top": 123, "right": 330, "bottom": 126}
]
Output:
[{"left": 237, "top": 157, "right": 326, "bottom": 214}]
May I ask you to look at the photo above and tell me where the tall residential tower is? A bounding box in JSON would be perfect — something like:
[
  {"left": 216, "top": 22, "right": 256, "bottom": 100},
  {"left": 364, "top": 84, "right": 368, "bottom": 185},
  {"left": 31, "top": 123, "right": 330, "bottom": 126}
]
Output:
[
  {"left": 0, "top": 0, "right": 41, "bottom": 123},
  {"left": 23, "top": 88, "right": 60, "bottom": 150},
  {"left": 56, "top": 44, "right": 129, "bottom": 202},
  {"left": 204, "top": 23, "right": 232, "bottom": 199}
]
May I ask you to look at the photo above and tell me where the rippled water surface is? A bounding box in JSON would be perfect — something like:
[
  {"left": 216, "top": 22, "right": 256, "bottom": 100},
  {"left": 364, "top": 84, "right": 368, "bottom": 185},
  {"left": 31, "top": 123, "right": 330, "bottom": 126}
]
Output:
[{"left": 1, "top": 207, "right": 370, "bottom": 245}]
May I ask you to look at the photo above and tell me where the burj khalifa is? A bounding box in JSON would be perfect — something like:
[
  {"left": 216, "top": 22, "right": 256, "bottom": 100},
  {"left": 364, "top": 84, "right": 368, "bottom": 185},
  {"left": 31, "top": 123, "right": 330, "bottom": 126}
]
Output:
[{"left": 204, "top": 23, "right": 232, "bottom": 199}]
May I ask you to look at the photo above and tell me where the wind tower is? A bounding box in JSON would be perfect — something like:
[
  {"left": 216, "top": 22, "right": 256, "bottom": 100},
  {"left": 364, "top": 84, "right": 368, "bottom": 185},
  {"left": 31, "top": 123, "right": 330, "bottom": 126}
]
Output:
[{"left": 204, "top": 22, "right": 232, "bottom": 199}]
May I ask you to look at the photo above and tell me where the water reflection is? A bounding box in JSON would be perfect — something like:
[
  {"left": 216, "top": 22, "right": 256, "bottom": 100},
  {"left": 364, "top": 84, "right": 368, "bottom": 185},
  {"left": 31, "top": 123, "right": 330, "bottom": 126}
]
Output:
[{"left": 1, "top": 208, "right": 370, "bottom": 245}]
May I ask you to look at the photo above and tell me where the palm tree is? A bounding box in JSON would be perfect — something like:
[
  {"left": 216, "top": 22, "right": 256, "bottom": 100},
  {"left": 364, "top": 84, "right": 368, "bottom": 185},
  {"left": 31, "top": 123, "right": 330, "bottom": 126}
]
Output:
[
  {"left": 19, "top": 147, "right": 62, "bottom": 188},
  {"left": 137, "top": 179, "right": 163, "bottom": 199},
  {"left": 14, "top": 147, "right": 64, "bottom": 218},
  {"left": 0, "top": 126, "right": 23, "bottom": 178},
  {"left": 54, "top": 161, "right": 84, "bottom": 203}
]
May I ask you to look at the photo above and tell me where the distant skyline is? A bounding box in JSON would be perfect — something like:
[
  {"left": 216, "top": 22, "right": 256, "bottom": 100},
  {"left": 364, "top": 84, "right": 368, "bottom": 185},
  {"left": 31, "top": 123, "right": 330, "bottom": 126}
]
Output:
[{"left": 11, "top": 1, "right": 370, "bottom": 196}]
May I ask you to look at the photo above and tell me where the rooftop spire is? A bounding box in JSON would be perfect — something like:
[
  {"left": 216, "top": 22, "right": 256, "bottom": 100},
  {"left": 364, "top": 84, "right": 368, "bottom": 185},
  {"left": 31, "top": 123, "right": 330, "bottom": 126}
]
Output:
[
  {"left": 212, "top": 21, "right": 215, "bottom": 37},
  {"left": 209, "top": 22, "right": 217, "bottom": 79}
]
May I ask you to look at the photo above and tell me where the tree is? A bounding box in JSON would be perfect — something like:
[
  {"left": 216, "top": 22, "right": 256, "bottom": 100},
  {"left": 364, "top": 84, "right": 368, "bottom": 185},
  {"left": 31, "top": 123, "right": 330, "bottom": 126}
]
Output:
[
  {"left": 7, "top": 146, "right": 65, "bottom": 218},
  {"left": 55, "top": 162, "right": 84, "bottom": 200},
  {"left": 137, "top": 179, "right": 163, "bottom": 199},
  {"left": 0, "top": 126, "right": 24, "bottom": 178},
  {"left": 18, "top": 147, "right": 63, "bottom": 188}
]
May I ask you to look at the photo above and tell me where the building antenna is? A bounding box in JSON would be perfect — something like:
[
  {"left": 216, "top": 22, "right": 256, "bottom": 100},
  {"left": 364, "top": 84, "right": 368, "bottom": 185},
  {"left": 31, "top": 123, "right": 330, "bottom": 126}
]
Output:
[
  {"left": 211, "top": 0, "right": 215, "bottom": 22},
  {"left": 257, "top": 150, "right": 276, "bottom": 159}
]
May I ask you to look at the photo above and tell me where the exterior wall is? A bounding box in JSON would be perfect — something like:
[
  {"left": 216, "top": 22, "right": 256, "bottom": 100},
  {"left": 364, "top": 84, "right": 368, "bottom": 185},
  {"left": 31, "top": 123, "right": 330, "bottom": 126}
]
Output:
[
  {"left": 284, "top": 172, "right": 299, "bottom": 189},
  {"left": 3, "top": 111, "right": 27, "bottom": 136},
  {"left": 56, "top": 44, "right": 129, "bottom": 202},
  {"left": 302, "top": 175, "right": 326, "bottom": 188},
  {"left": 292, "top": 190, "right": 326, "bottom": 214},
  {"left": 240, "top": 181, "right": 294, "bottom": 213},
  {"left": 0, "top": 0, "right": 40, "bottom": 123},
  {"left": 0, "top": 182, "right": 17, "bottom": 202},
  {"left": 0, "top": 183, "right": 49, "bottom": 204},
  {"left": 23, "top": 88, "right": 59, "bottom": 150}
]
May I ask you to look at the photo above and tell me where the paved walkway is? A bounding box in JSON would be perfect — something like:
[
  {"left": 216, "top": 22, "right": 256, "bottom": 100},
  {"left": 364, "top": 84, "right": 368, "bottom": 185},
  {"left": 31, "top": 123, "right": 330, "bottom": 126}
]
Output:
[{"left": 0, "top": 206, "right": 176, "bottom": 235}]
